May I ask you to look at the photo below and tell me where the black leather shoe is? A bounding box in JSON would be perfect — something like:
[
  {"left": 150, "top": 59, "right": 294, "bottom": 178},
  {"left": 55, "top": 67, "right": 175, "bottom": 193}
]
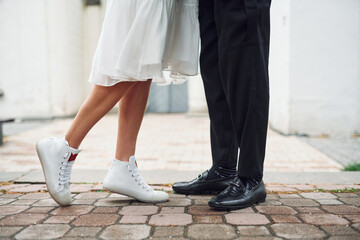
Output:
[
  {"left": 208, "top": 177, "right": 266, "bottom": 210},
  {"left": 172, "top": 170, "right": 235, "bottom": 195}
]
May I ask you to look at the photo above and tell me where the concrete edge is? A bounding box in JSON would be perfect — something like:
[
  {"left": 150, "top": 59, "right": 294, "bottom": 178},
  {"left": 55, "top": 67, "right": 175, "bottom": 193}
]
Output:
[{"left": 1, "top": 170, "right": 360, "bottom": 185}]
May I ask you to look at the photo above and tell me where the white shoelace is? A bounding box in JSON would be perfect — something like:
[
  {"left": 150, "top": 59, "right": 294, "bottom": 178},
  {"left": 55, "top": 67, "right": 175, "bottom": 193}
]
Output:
[
  {"left": 58, "top": 152, "right": 74, "bottom": 185},
  {"left": 128, "top": 166, "right": 152, "bottom": 191}
]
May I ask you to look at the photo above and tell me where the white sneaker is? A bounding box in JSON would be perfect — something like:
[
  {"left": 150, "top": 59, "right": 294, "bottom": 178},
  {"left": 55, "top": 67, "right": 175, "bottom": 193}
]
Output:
[
  {"left": 103, "top": 156, "right": 169, "bottom": 203},
  {"left": 36, "top": 136, "right": 81, "bottom": 206}
]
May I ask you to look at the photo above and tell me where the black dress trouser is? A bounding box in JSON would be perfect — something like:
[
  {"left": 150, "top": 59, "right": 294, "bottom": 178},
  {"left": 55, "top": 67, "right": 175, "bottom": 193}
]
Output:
[{"left": 199, "top": 0, "right": 271, "bottom": 177}]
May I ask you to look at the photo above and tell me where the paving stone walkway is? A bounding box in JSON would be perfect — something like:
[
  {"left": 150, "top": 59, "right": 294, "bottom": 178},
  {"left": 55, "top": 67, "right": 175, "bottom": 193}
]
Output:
[
  {"left": 0, "top": 184, "right": 359, "bottom": 239},
  {"left": 0, "top": 114, "right": 342, "bottom": 173}
]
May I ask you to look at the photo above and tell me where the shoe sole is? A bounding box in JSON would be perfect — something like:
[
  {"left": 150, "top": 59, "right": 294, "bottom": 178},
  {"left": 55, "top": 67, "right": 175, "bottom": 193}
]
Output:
[
  {"left": 173, "top": 190, "right": 222, "bottom": 195},
  {"left": 208, "top": 198, "right": 266, "bottom": 211},
  {"left": 102, "top": 185, "right": 168, "bottom": 204},
  {"left": 172, "top": 187, "right": 224, "bottom": 195}
]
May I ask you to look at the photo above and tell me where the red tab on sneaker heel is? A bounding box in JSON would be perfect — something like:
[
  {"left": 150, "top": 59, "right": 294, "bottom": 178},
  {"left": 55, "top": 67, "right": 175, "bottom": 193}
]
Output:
[{"left": 68, "top": 153, "right": 78, "bottom": 162}]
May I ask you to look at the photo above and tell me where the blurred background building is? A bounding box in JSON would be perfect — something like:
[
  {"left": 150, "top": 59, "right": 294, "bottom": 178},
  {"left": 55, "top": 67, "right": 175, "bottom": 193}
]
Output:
[{"left": 0, "top": 0, "right": 359, "bottom": 136}]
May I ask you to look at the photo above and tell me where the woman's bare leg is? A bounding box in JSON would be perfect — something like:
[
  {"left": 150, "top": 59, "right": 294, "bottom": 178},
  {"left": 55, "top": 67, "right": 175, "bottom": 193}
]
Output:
[
  {"left": 66, "top": 82, "right": 135, "bottom": 149},
  {"left": 115, "top": 79, "right": 152, "bottom": 161}
]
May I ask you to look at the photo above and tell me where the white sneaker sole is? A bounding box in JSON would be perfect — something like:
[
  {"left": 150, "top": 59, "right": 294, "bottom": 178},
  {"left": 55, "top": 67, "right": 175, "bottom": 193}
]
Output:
[{"left": 103, "top": 182, "right": 168, "bottom": 203}]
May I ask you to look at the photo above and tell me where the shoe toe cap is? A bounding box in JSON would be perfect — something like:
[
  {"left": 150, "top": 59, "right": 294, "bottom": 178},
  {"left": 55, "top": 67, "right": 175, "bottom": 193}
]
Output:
[
  {"left": 208, "top": 196, "right": 219, "bottom": 205},
  {"left": 153, "top": 191, "right": 169, "bottom": 202},
  {"left": 172, "top": 182, "right": 185, "bottom": 189},
  {"left": 51, "top": 191, "right": 72, "bottom": 206}
]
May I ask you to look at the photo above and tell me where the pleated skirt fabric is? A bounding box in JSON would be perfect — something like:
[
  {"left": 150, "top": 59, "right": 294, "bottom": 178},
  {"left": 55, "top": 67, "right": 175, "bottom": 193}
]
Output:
[{"left": 89, "top": 0, "right": 200, "bottom": 86}]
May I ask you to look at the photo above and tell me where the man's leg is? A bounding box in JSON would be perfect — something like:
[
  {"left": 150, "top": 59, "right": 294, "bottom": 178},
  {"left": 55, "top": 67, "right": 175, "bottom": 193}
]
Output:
[
  {"left": 172, "top": 0, "right": 238, "bottom": 195},
  {"left": 208, "top": 0, "right": 271, "bottom": 210},
  {"left": 200, "top": 0, "right": 238, "bottom": 172},
  {"left": 217, "top": 0, "right": 271, "bottom": 177}
]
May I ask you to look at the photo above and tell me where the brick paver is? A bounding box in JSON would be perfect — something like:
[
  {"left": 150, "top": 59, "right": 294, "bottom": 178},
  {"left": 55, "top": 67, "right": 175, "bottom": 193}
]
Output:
[
  {"left": 270, "top": 223, "right": 327, "bottom": 239},
  {"left": 193, "top": 215, "right": 223, "bottom": 224},
  {"left": 149, "top": 213, "right": 192, "bottom": 226},
  {"left": 153, "top": 226, "right": 184, "bottom": 238},
  {"left": 188, "top": 205, "right": 227, "bottom": 215},
  {"left": 344, "top": 214, "right": 360, "bottom": 223},
  {"left": 317, "top": 199, "right": 344, "bottom": 205},
  {"left": 10, "top": 199, "right": 38, "bottom": 206},
  {"left": 18, "top": 193, "right": 50, "bottom": 200},
  {"left": 51, "top": 205, "right": 93, "bottom": 216},
  {"left": 320, "top": 226, "right": 359, "bottom": 236},
  {"left": 100, "top": 225, "right": 151, "bottom": 239},
  {"left": 296, "top": 207, "right": 325, "bottom": 214},
  {"left": 0, "top": 227, "right": 22, "bottom": 237},
  {"left": 256, "top": 206, "right": 297, "bottom": 215},
  {"left": 119, "top": 215, "right": 147, "bottom": 224},
  {"left": 322, "top": 205, "right": 360, "bottom": 215},
  {"left": 43, "top": 215, "right": 76, "bottom": 224},
  {"left": 188, "top": 224, "right": 237, "bottom": 240},
  {"left": 75, "top": 192, "right": 109, "bottom": 199},
  {"left": 14, "top": 224, "right": 70, "bottom": 240},
  {"left": 119, "top": 205, "right": 158, "bottom": 215},
  {"left": 0, "top": 185, "right": 359, "bottom": 239},
  {"left": 65, "top": 226, "right": 101, "bottom": 237},
  {"left": 92, "top": 207, "right": 119, "bottom": 213},
  {"left": 72, "top": 213, "right": 119, "bottom": 226},
  {"left": 280, "top": 198, "right": 320, "bottom": 207},
  {"left": 160, "top": 206, "right": 185, "bottom": 214},
  {"left": 0, "top": 213, "right": 47, "bottom": 226},
  {"left": 0, "top": 206, "right": 28, "bottom": 215},
  {"left": 352, "top": 223, "right": 360, "bottom": 231},
  {"left": 32, "top": 199, "right": 59, "bottom": 207},
  {"left": 299, "top": 214, "right": 350, "bottom": 225},
  {"left": 226, "top": 213, "right": 270, "bottom": 225},
  {"left": 24, "top": 207, "right": 55, "bottom": 214},
  {"left": 270, "top": 215, "right": 301, "bottom": 223},
  {"left": 237, "top": 226, "right": 271, "bottom": 236},
  {"left": 340, "top": 198, "right": 360, "bottom": 206},
  {"left": 157, "top": 197, "right": 192, "bottom": 207},
  {"left": 300, "top": 192, "right": 337, "bottom": 199}
]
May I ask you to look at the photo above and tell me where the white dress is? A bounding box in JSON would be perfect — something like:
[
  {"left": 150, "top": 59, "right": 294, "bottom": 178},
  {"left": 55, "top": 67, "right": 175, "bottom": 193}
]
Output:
[{"left": 89, "top": 0, "right": 200, "bottom": 86}]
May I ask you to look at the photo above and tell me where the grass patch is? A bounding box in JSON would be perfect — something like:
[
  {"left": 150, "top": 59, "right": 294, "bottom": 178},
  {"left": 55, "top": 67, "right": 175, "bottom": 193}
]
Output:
[
  {"left": 268, "top": 188, "right": 360, "bottom": 194},
  {"left": 314, "top": 188, "right": 359, "bottom": 193},
  {"left": 344, "top": 163, "right": 360, "bottom": 171}
]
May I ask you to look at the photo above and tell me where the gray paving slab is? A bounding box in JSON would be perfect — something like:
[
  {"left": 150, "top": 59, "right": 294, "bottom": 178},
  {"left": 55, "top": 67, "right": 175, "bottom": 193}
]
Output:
[
  {"left": 10, "top": 171, "right": 360, "bottom": 185},
  {"left": 263, "top": 172, "right": 360, "bottom": 185},
  {"left": 300, "top": 135, "right": 360, "bottom": 167},
  {"left": 0, "top": 172, "right": 26, "bottom": 182}
]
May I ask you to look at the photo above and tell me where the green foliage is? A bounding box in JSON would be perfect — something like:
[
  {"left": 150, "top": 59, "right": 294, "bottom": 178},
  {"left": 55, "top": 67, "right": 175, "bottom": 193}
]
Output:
[
  {"left": 344, "top": 163, "right": 360, "bottom": 171},
  {"left": 314, "top": 188, "right": 359, "bottom": 193}
]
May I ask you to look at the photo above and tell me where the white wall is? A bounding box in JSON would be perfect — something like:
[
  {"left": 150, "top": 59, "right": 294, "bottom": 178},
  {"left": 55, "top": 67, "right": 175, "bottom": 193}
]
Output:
[
  {"left": 45, "top": 0, "right": 85, "bottom": 117},
  {"left": 269, "top": 0, "right": 360, "bottom": 136},
  {"left": 1, "top": 0, "right": 359, "bottom": 137},
  {"left": 269, "top": 0, "right": 291, "bottom": 134},
  {"left": 0, "top": 0, "right": 86, "bottom": 118},
  {"left": 83, "top": 4, "right": 105, "bottom": 94}
]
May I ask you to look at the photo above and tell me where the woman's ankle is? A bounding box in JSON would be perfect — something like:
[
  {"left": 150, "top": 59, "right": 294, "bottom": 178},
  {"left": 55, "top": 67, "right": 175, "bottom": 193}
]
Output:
[
  {"left": 65, "top": 135, "right": 81, "bottom": 149},
  {"left": 114, "top": 154, "right": 134, "bottom": 162}
]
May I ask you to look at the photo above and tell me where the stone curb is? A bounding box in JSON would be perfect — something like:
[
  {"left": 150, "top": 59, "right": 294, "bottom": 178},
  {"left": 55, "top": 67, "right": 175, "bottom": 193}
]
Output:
[{"left": 1, "top": 171, "right": 360, "bottom": 185}]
